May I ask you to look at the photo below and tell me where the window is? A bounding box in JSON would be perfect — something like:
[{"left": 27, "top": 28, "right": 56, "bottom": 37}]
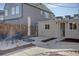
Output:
[
  {"left": 45, "top": 24, "right": 50, "bottom": 30},
  {"left": 5, "top": 10, "right": 8, "bottom": 16},
  {"left": 16, "top": 6, "right": 20, "bottom": 14},
  {"left": 0, "top": 15, "right": 4, "bottom": 20},
  {"left": 12, "top": 7, "right": 15, "bottom": 15},
  {"left": 69, "top": 23, "right": 77, "bottom": 30},
  {"left": 73, "top": 23, "right": 77, "bottom": 29}
]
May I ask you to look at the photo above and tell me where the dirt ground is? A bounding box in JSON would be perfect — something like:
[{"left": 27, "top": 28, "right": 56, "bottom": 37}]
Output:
[{"left": 0, "top": 43, "right": 35, "bottom": 55}]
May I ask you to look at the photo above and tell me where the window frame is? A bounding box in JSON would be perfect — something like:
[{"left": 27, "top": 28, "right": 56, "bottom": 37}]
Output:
[
  {"left": 11, "top": 7, "right": 15, "bottom": 15},
  {"left": 69, "top": 23, "right": 77, "bottom": 30},
  {"left": 45, "top": 24, "right": 50, "bottom": 30},
  {"left": 73, "top": 23, "right": 77, "bottom": 30},
  {"left": 5, "top": 10, "right": 8, "bottom": 16},
  {"left": 15, "top": 6, "right": 20, "bottom": 14}
]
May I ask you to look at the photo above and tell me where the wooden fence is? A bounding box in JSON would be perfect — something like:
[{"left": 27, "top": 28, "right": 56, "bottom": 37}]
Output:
[{"left": 0, "top": 23, "right": 38, "bottom": 36}]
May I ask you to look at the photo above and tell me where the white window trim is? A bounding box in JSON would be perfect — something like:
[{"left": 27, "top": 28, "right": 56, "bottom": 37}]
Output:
[
  {"left": 12, "top": 7, "right": 15, "bottom": 15},
  {"left": 16, "top": 6, "right": 20, "bottom": 14},
  {"left": 5, "top": 10, "right": 8, "bottom": 16},
  {"left": 45, "top": 24, "right": 50, "bottom": 30}
]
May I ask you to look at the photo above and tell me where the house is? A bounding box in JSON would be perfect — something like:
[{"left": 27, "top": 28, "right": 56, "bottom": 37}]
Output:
[
  {"left": 0, "top": 10, "right": 4, "bottom": 22},
  {"left": 38, "top": 14, "right": 79, "bottom": 39},
  {"left": 1, "top": 3, "right": 55, "bottom": 36}
]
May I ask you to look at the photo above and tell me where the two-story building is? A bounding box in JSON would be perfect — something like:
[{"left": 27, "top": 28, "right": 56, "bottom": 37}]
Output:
[
  {"left": 0, "top": 10, "right": 4, "bottom": 22},
  {"left": 2, "top": 3, "right": 55, "bottom": 36}
]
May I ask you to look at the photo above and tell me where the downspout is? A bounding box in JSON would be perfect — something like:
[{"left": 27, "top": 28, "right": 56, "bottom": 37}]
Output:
[{"left": 27, "top": 16, "right": 31, "bottom": 36}]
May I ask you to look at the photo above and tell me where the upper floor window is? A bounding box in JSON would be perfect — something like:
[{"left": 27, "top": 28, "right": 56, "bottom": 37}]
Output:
[
  {"left": 16, "top": 6, "right": 20, "bottom": 14},
  {"left": 0, "top": 15, "right": 4, "bottom": 20},
  {"left": 5, "top": 10, "right": 8, "bottom": 16},
  {"left": 12, "top": 7, "right": 15, "bottom": 15}
]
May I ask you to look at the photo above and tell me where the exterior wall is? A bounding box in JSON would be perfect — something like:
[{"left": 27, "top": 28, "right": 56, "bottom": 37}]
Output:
[
  {"left": 38, "top": 20, "right": 59, "bottom": 38},
  {"left": 65, "top": 20, "right": 79, "bottom": 39},
  {"left": 4, "top": 3, "right": 54, "bottom": 25},
  {"left": 22, "top": 4, "right": 44, "bottom": 25},
  {"left": 4, "top": 3, "right": 22, "bottom": 20},
  {"left": 3, "top": 3, "right": 22, "bottom": 24},
  {"left": 38, "top": 19, "right": 79, "bottom": 39},
  {"left": 3, "top": 3, "right": 55, "bottom": 36},
  {"left": 22, "top": 4, "right": 54, "bottom": 25}
]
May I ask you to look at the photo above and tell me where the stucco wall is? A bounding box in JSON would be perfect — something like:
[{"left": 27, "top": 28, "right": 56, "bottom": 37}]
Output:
[
  {"left": 38, "top": 20, "right": 58, "bottom": 38},
  {"left": 38, "top": 20, "right": 79, "bottom": 39},
  {"left": 65, "top": 20, "right": 79, "bottom": 39}
]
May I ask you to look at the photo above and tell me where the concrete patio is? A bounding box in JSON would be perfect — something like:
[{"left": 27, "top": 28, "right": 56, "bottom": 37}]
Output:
[{"left": 1, "top": 37, "right": 79, "bottom": 56}]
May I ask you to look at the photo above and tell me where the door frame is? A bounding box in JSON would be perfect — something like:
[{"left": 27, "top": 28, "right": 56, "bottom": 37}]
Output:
[{"left": 60, "top": 22, "right": 65, "bottom": 37}]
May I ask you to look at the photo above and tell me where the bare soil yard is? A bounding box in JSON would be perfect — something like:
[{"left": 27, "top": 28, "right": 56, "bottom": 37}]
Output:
[{"left": 0, "top": 43, "right": 35, "bottom": 55}]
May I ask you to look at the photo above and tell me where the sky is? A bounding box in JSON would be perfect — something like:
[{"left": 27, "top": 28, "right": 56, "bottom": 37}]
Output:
[
  {"left": 0, "top": 3, "right": 79, "bottom": 17},
  {"left": 46, "top": 3, "right": 79, "bottom": 17},
  {"left": 0, "top": 3, "right": 5, "bottom": 10}
]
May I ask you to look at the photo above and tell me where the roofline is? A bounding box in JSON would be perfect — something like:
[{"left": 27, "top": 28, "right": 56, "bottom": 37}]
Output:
[
  {"left": 24, "top": 3, "right": 54, "bottom": 14},
  {"left": 4, "top": 3, "right": 54, "bottom": 14}
]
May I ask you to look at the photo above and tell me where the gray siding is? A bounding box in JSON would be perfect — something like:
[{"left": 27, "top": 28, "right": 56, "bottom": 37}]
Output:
[
  {"left": 4, "top": 3, "right": 54, "bottom": 25},
  {"left": 3, "top": 3, "right": 54, "bottom": 36},
  {"left": 22, "top": 4, "right": 44, "bottom": 25},
  {"left": 4, "top": 3, "right": 22, "bottom": 20}
]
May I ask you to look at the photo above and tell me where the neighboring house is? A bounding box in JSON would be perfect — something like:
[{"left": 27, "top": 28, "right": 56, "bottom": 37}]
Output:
[
  {"left": 2, "top": 3, "right": 55, "bottom": 36},
  {"left": 38, "top": 14, "right": 79, "bottom": 39},
  {"left": 0, "top": 10, "right": 4, "bottom": 22}
]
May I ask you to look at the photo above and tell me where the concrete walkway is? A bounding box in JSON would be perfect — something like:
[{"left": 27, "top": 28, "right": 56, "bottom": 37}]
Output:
[
  {"left": 31, "top": 37, "right": 79, "bottom": 49},
  {"left": 5, "top": 37, "right": 79, "bottom": 56},
  {"left": 1, "top": 37, "right": 79, "bottom": 56}
]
